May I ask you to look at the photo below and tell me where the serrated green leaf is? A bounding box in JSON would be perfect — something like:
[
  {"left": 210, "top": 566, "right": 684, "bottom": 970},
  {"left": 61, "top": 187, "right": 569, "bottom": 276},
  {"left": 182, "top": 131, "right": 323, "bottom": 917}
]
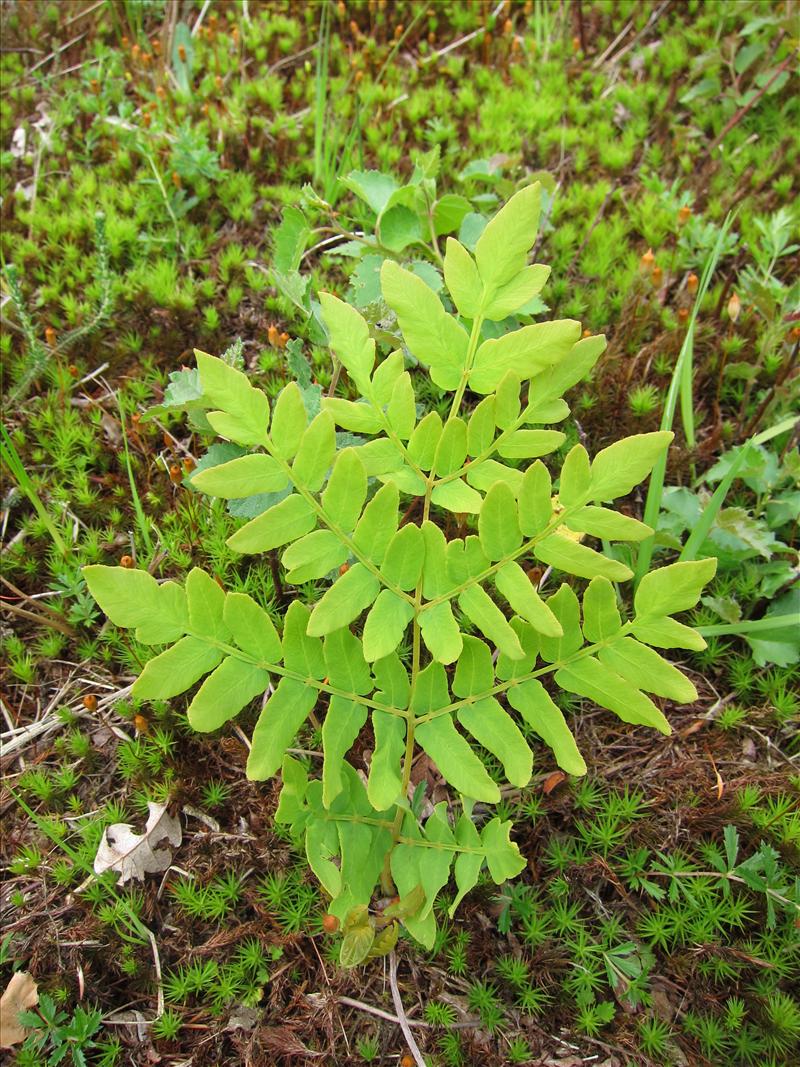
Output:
[
  {"left": 475, "top": 183, "right": 541, "bottom": 291},
  {"left": 538, "top": 584, "right": 583, "bottom": 663},
  {"left": 430, "top": 478, "right": 483, "bottom": 514},
  {"left": 470, "top": 321, "right": 581, "bottom": 394},
  {"left": 634, "top": 559, "right": 717, "bottom": 618},
  {"left": 379, "top": 465, "right": 427, "bottom": 496},
  {"left": 479, "top": 481, "right": 522, "bottom": 560},
  {"left": 453, "top": 635, "right": 494, "bottom": 697},
  {"left": 353, "top": 482, "right": 399, "bottom": 564},
  {"left": 466, "top": 459, "right": 523, "bottom": 495},
  {"left": 407, "top": 411, "right": 443, "bottom": 470},
  {"left": 433, "top": 418, "right": 468, "bottom": 476},
  {"left": 324, "top": 626, "right": 372, "bottom": 694},
  {"left": 188, "top": 657, "right": 269, "bottom": 732},
  {"left": 323, "top": 697, "right": 369, "bottom": 806},
  {"left": 368, "top": 710, "right": 406, "bottom": 809},
  {"left": 306, "top": 815, "right": 342, "bottom": 897},
  {"left": 247, "top": 678, "right": 318, "bottom": 780},
  {"left": 386, "top": 373, "right": 417, "bottom": 439},
  {"left": 598, "top": 638, "right": 698, "bottom": 703},
  {"left": 322, "top": 448, "right": 367, "bottom": 531},
  {"left": 559, "top": 444, "right": 592, "bottom": 506},
  {"left": 319, "top": 292, "right": 375, "bottom": 391},
  {"left": 467, "top": 396, "right": 496, "bottom": 457},
  {"left": 449, "top": 814, "right": 483, "bottom": 916},
  {"left": 566, "top": 506, "right": 652, "bottom": 541},
  {"left": 191, "top": 454, "right": 288, "bottom": 498},
  {"left": 421, "top": 521, "right": 450, "bottom": 599},
  {"left": 457, "top": 698, "right": 532, "bottom": 786},
  {"left": 419, "top": 600, "right": 463, "bottom": 664},
  {"left": 631, "top": 617, "right": 707, "bottom": 651},
  {"left": 357, "top": 438, "right": 405, "bottom": 477},
  {"left": 496, "top": 617, "right": 540, "bottom": 680},
  {"left": 282, "top": 529, "right": 348, "bottom": 584},
  {"left": 307, "top": 563, "right": 381, "bottom": 637},
  {"left": 321, "top": 397, "right": 383, "bottom": 434},
  {"left": 196, "top": 351, "right": 270, "bottom": 447},
  {"left": 483, "top": 264, "right": 550, "bottom": 320},
  {"left": 381, "top": 260, "right": 470, "bottom": 391},
  {"left": 535, "top": 534, "right": 633, "bottom": 582},
  {"left": 292, "top": 411, "right": 336, "bottom": 492},
  {"left": 443, "top": 237, "right": 482, "bottom": 318},
  {"left": 480, "top": 818, "right": 526, "bottom": 882},
  {"left": 517, "top": 461, "right": 552, "bottom": 536},
  {"left": 497, "top": 429, "right": 565, "bottom": 460},
  {"left": 494, "top": 561, "right": 562, "bottom": 637},
  {"left": 186, "top": 567, "right": 229, "bottom": 642},
  {"left": 362, "top": 590, "right": 414, "bottom": 662},
  {"left": 83, "top": 565, "right": 160, "bottom": 630},
  {"left": 507, "top": 678, "right": 586, "bottom": 775},
  {"left": 224, "top": 591, "right": 282, "bottom": 661},
  {"left": 133, "top": 637, "right": 224, "bottom": 700},
  {"left": 282, "top": 600, "right": 325, "bottom": 679},
  {"left": 269, "top": 382, "right": 307, "bottom": 459},
  {"left": 381, "top": 523, "right": 425, "bottom": 591},
  {"left": 416, "top": 715, "right": 501, "bottom": 802},
  {"left": 418, "top": 805, "right": 456, "bottom": 918},
  {"left": 227, "top": 493, "right": 316, "bottom": 554},
  {"left": 459, "top": 584, "right": 525, "bottom": 660},
  {"left": 370, "top": 349, "right": 405, "bottom": 404},
  {"left": 590, "top": 431, "right": 673, "bottom": 501},
  {"left": 373, "top": 652, "right": 411, "bottom": 709},
  {"left": 494, "top": 372, "right": 522, "bottom": 429},
  {"left": 581, "top": 577, "right": 622, "bottom": 643},
  {"left": 555, "top": 657, "right": 671, "bottom": 734},
  {"left": 527, "top": 333, "right": 606, "bottom": 406},
  {"left": 446, "top": 536, "right": 489, "bottom": 586}
]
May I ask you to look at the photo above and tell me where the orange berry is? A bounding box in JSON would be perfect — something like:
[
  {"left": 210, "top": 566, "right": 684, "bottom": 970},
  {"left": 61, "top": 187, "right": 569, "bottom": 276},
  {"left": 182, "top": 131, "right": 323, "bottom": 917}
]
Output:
[
  {"left": 142, "top": 113, "right": 151, "bottom": 128},
  {"left": 68, "top": 364, "right": 78, "bottom": 377},
  {"left": 401, "top": 1057, "right": 415, "bottom": 1067},
  {"left": 678, "top": 308, "right": 689, "bottom": 323},
  {"left": 678, "top": 205, "right": 692, "bottom": 225},
  {"left": 133, "top": 714, "right": 149, "bottom": 734},
  {"left": 582, "top": 328, "right": 591, "bottom": 338},
  {"left": 339, "top": 563, "right": 350, "bottom": 575},
  {"left": 651, "top": 265, "right": 663, "bottom": 287},
  {"left": 162, "top": 431, "right": 172, "bottom": 448},
  {"left": 169, "top": 463, "right": 183, "bottom": 484},
  {"left": 639, "top": 248, "right": 655, "bottom": 276},
  {"left": 278, "top": 332, "right": 289, "bottom": 348},
  {"left": 82, "top": 694, "right": 98, "bottom": 712},
  {"left": 268, "top": 324, "right": 280, "bottom": 347},
  {"left": 322, "top": 913, "right": 340, "bottom": 933},
  {"left": 131, "top": 412, "right": 141, "bottom": 425},
  {"left": 171, "top": 171, "right": 181, "bottom": 188},
  {"left": 183, "top": 456, "right": 196, "bottom": 474},
  {"left": 394, "top": 24, "right": 404, "bottom": 39},
  {"left": 45, "top": 326, "right": 57, "bottom": 346},
  {"left": 120, "top": 555, "right": 134, "bottom": 568},
  {"left": 727, "top": 292, "right": 741, "bottom": 323},
  {"left": 687, "top": 272, "right": 698, "bottom": 295}
]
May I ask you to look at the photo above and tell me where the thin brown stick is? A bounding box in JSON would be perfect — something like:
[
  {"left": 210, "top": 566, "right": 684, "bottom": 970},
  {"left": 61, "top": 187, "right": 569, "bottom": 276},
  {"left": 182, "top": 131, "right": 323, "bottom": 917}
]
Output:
[
  {"left": 708, "top": 47, "right": 796, "bottom": 155},
  {"left": 388, "top": 952, "right": 427, "bottom": 1067}
]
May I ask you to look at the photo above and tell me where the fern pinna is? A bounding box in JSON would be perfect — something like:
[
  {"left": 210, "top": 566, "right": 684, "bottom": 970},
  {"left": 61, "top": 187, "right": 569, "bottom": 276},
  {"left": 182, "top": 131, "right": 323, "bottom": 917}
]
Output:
[{"left": 85, "top": 184, "right": 714, "bottom": 964}]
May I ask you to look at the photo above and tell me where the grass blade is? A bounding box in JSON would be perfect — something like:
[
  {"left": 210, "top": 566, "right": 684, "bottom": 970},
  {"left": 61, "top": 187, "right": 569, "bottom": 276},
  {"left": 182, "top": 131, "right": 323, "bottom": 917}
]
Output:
[{"left": 634, "top": 213, "right": 735, "bottom": 585}]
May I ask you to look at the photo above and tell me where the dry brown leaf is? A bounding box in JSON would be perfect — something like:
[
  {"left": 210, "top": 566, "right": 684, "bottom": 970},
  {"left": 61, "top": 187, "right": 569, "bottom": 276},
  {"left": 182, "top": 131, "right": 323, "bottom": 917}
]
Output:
[
  {"left": 93, "top": 801, "right": 182, "bottom": 885},
  {"left": 543, "top": 770, "right": 567, "bottom": 794},
  {"left": 0, "top": 971, "right": 39, "bottom": 1049}
]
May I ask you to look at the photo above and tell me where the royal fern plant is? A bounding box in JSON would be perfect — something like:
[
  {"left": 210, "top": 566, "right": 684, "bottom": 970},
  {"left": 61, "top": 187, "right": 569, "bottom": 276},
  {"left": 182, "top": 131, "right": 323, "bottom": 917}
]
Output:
[{"left": 85, "top": 184, "right": 715, "bottom": 964}]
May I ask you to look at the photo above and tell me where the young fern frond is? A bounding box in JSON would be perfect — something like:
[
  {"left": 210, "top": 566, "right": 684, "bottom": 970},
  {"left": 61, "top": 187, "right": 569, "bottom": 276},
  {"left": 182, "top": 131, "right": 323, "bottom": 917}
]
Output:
[{"left": 84, "top": 182, "right": 715, "bottom": 962}]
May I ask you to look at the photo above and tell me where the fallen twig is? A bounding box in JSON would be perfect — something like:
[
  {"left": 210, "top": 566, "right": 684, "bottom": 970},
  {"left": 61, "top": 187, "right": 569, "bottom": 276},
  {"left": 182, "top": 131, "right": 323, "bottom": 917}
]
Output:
[{"left": 388, "top": 952, "right": 427, "bottom": 1067}]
